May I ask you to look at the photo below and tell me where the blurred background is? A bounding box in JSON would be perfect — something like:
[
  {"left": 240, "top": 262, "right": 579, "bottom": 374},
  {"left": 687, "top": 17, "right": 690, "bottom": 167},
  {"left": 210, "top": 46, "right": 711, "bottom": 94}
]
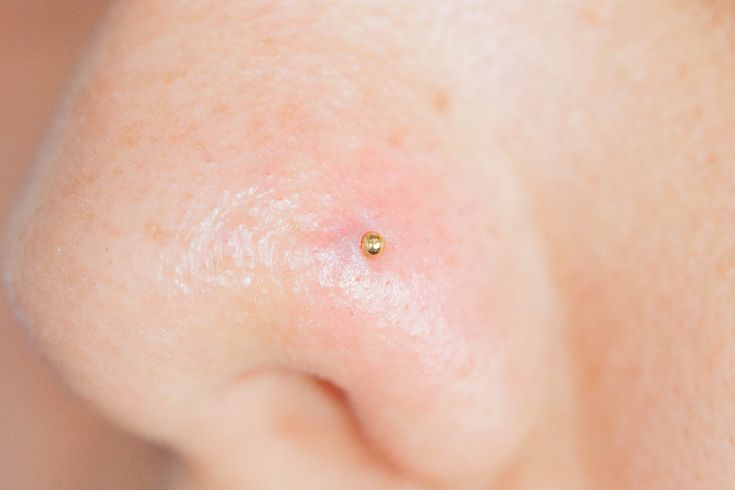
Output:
[{"left": 0, "top": 2, "right": 168, "bottom": 488}]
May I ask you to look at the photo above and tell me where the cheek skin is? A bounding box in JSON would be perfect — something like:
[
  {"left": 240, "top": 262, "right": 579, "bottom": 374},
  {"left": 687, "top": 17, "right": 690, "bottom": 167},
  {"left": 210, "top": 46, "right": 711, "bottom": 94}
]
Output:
[{"left": 2, "top": 1, "right": 559, "bottom": 487}]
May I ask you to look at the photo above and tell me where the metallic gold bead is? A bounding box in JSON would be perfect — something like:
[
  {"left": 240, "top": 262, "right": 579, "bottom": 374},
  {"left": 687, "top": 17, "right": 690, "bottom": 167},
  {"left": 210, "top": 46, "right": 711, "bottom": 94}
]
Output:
[{"left": 360, "top": 231, "right": 385, "bottom": 257}]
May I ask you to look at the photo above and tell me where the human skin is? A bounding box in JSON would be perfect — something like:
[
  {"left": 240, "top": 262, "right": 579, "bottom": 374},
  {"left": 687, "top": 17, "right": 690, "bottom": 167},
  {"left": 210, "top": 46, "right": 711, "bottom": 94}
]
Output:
[
  {"left": 4, "top": 0, "right": 735, "bottom": 488},
  {"left": 0, "top": 1, "right": 166, "bottom": 488}
]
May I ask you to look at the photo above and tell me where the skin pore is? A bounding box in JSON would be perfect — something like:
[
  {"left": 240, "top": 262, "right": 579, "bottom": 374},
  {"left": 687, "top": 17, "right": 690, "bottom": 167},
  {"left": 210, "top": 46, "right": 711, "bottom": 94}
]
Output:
[
  {"left": 0, "top": 1, "right": 166, "bottom": 488},
  {"left": 4, "top": 1, "right": 735, "bottom": 488}
]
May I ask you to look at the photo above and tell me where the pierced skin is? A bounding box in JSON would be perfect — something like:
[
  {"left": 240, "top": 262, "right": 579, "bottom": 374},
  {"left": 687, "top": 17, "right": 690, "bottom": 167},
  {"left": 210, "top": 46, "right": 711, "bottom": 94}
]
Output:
[
  {"left": 3, "top": 1, "right": 562, "bottom": 488},
  {"left": 6, "top": 0, "right": 735, "bottom": 489},
  {"left": 4, "top": 98, "right": 557, "bottom": 488}
]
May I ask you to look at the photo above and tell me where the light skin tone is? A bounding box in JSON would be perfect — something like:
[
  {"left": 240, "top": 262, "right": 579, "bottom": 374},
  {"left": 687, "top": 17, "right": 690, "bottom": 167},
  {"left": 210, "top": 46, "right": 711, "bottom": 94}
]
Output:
[
  {"left": 0, "top": 1, "right": 166, "bottom": 488},
  {"left": 4, "top": 1, "right": 735, "bottom": 488}
]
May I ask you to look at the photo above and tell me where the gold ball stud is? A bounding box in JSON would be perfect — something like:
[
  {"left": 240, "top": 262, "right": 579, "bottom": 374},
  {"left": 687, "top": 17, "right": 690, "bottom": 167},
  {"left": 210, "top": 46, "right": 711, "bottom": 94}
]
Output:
[{"left": 360, "top": 231, "right": 385, "bottom": 257}]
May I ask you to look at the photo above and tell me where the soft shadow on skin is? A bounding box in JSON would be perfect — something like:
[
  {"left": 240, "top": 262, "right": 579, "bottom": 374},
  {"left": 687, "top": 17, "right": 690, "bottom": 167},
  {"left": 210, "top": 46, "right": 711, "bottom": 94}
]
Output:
[
  {"left": 6, "top": 1, "right": 735, "bottom": 489},
  {"left": 0, "top": 1, "right": 170, "bottom": 488}
]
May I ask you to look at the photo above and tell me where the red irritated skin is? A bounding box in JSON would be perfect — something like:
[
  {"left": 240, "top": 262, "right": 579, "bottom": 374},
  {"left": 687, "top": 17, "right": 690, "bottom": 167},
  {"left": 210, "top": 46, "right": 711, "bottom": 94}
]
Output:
[
  {"left": 7, "top": 0, "right": 735, "bottom": 488},
  {"left": 4, "top": 1, "right": 565, "bottom": 489}
]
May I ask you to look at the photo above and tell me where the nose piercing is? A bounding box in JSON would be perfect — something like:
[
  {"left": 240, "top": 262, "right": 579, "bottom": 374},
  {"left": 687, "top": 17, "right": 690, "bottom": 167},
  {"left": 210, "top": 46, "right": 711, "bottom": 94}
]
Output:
[{"left": 360, "top": 231, "right": 385, "bottom": 257}]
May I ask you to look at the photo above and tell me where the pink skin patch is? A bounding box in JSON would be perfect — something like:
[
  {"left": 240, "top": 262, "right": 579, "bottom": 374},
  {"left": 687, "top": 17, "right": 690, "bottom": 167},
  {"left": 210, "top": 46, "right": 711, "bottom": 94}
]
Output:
[{"left": 145, "top": 140, "right": 530, "bottom": 482}]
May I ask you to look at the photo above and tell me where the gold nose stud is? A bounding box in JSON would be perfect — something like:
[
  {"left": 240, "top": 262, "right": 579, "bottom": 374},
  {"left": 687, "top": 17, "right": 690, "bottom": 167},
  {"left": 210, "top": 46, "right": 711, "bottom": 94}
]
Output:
[{"left": 360, "top": 231, "right": 385, "bottom": 257}]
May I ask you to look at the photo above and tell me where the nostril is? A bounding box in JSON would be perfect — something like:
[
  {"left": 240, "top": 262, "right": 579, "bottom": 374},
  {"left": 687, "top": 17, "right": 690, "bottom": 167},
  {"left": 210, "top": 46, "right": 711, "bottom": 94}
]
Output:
[
  {"left": 174, "top": 369, "right": 421, "bottom": 489},
  {"left": 0, "top": 2, "right": 561, "bottom": 485}
]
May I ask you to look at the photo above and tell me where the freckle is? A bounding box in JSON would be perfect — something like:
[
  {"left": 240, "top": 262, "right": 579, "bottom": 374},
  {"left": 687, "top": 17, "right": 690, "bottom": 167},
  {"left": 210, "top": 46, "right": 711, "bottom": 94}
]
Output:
[
  {"left": 164, "top": 68, "right": 185, "bottom": 85},
  {"left": 213, "top": 100, "right": 230, "bottom": 114},
  {"left": 704, "top": 152, "right": 719, "bottom": 167},
  {"left": 79, "top": 208, "right": 96, "bottom": 222},
  {"left": 120, "top": 128, "right": 140, "bottom": 149},
  {"left": 576, "top": 6, "right": 603, "bottom": 27},
  {"left": 144, "top": 222, "right": 172, "bottom": 243},
  {"left": 388, "top": 131, "right": 405, "bottom": 147},
  {"left": 455, "top": 357, "right": 476, "bottom": 378},
  {"left": 432, "top": 89, "right": 450, "bottom": 117},
  {"left": 277, "top": 102, "right": 305, "bottom": 128}
]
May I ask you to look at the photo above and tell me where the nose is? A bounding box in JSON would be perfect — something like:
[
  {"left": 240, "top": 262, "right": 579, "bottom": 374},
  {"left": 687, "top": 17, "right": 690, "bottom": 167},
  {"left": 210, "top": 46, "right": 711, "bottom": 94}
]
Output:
[{"left": 2, "top": 1, "right": 563, "bottom": 487}]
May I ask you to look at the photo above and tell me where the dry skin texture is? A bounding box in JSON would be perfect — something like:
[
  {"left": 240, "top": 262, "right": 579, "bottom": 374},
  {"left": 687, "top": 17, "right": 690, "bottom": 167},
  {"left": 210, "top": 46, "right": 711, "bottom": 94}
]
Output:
[{"left": 5, "top": 1, "right": 735, "bottom": 489}]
